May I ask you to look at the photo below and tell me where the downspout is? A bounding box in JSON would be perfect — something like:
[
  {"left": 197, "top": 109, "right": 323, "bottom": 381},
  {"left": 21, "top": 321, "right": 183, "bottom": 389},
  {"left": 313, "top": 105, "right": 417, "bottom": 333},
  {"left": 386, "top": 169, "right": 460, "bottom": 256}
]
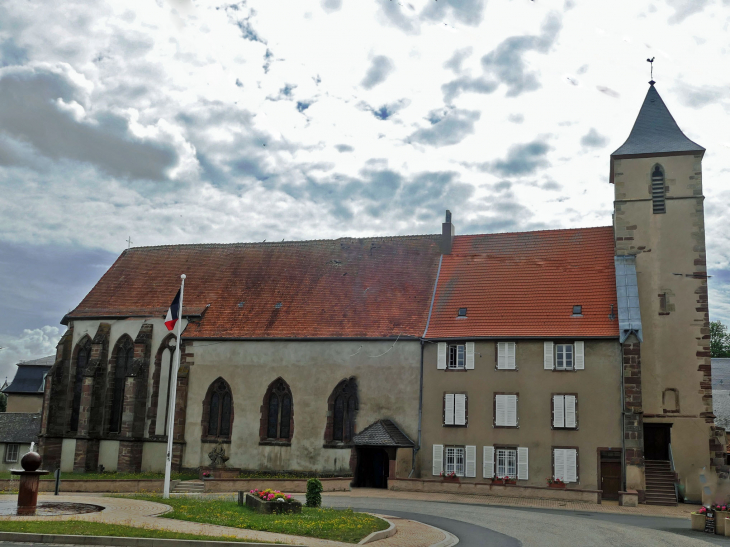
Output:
[
  {"left": 410, "top": 254, "right": 443, "bottom": 478},
  {"left": 620, "top": 339, "right": 627, "bottom": 492}
]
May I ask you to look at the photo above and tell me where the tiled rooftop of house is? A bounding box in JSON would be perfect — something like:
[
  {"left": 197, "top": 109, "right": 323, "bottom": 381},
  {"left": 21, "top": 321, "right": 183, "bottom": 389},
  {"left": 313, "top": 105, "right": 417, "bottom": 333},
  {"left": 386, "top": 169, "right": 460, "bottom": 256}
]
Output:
[
  {"left": 66, "top": 236, "right": 442, "bottom": 339},
  {"left": 425, "top": 226, "right": 619, "bottom": 339}
]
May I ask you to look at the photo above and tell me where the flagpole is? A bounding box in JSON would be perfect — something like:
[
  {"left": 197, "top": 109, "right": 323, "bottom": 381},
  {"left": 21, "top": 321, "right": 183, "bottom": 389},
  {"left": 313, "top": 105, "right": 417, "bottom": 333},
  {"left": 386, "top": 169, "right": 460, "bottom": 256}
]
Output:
[{"left": 163, "top": 274, "right": 185, "bottom": 499}]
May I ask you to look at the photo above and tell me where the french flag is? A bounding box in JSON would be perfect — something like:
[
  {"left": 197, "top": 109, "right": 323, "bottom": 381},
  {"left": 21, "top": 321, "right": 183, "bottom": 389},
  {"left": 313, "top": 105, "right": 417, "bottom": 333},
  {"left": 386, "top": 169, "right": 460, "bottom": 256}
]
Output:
[{"left": 165, "top": 289, "right": 181, "bottom": 331}]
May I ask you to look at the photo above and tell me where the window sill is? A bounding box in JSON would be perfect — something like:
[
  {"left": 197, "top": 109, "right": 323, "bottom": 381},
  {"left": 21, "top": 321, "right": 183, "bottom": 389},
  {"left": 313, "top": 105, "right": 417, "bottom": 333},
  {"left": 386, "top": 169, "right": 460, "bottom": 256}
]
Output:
[
  {"left": 445, "top": 368, "right": 467, "bottom": 372},
  {"left": 259, "top": 440, "right": 292, "bottom": 447},
  {"left": 495, "top": 368, "right": 518, "bottom": 371},
  {"left": 322, "top": 441, "right": 354, "bottom": 449},
  {"left": 552, "top": 427, "right": 579, "bottom": 431},
  {"left": 493, "top": 425, "right": 519, "bottom": 429},
  {"left": 442, "top": 424, "right": 468, "bottom": 427},
  {"left": 201, "top": 438, "right": 231, "bottom": 444}
]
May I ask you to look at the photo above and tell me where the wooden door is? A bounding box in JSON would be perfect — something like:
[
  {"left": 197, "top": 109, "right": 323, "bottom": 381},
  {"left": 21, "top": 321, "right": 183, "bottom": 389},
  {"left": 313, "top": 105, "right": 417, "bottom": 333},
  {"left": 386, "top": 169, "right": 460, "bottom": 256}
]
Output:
[{"left": 601, "top": 461, "right": 621, "bottom": 500}]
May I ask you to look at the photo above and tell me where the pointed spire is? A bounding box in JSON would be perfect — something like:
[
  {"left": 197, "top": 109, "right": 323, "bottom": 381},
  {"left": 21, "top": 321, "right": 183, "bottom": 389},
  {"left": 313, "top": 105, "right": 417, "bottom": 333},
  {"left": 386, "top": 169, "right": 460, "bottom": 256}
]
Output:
[{"left": 611, "top": 84, "right": 704, "bottom": 158}]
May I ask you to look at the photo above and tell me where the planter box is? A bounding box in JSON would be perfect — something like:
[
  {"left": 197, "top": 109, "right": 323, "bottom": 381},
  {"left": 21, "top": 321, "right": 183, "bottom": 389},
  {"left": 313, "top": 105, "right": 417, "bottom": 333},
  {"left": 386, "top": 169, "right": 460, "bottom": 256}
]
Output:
[
  {"left": 716, "top": 511, "right": 728, "bottom": 535},
  {"left": 442, "top": 477, "right": 460, "bottom": 484},
  {"left": 724, "top": 518, "right": 730, "bottom": 537},
  {"left": 492, "top": 479, "right": 516, "bottom": 486},
  {"left": 243, "top": 492, "right": 302, "bottom": 514},
  {"left": 199, "top": 467, "right": 241, "bottom": 480},
  {"left": 691, "top": 513, "right": 706, "bottom": 531},
  {"left": 548, "top": 483, "right": 567, "bottom": 489}
]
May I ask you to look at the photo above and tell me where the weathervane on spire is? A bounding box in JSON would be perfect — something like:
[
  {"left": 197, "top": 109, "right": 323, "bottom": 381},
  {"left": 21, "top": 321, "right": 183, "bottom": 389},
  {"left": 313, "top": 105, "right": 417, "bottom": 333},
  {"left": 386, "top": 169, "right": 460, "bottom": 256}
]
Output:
[{"left": 647, "top": 57, "right": 655, "bottom": 85}]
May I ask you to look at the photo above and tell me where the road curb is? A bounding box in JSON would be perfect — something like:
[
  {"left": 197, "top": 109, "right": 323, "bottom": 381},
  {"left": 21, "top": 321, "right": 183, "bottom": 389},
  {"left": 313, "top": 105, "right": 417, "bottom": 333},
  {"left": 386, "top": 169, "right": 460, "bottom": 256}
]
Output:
[
  {"left": 358, "top": 515, "right": 396, "bottom": 544},
  {"left": 0, "top": 531, "right": 305, "bottom": 547}
]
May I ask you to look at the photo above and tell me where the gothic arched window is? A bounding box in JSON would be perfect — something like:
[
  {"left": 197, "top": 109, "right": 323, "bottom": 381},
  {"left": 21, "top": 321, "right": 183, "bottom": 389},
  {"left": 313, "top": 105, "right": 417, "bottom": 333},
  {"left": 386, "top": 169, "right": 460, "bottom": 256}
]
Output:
[
  {"left": 260, "top": 378, "right": 293, "bottom": 443},
  {"left": 152, "top": 336, "right": 176, "bottom": 436},
  {"left": 202, "top": 378, "right": 233, "bottom": 440},
  {"left": 109, "top": 337, "right": 134, "bottom": 433},
  {"left": 326, "top": 378, "right": 358, "bottom": 443},
  {"left": 651, "top": 164, "right": 666, "bottom": 214},
  {"left": 69, "top": 337, "right": 92, "bottom": 433}
]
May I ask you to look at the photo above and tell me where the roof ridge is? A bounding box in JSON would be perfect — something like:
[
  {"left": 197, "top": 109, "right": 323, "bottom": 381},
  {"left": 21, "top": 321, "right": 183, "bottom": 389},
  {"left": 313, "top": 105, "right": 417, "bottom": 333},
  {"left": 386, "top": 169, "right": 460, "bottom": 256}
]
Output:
[
  {"left": 454, "top": 225, "right": 613, "bottom": 238},
  {"left": 124, "top": 234, "right": 441, "bottom": 252}
]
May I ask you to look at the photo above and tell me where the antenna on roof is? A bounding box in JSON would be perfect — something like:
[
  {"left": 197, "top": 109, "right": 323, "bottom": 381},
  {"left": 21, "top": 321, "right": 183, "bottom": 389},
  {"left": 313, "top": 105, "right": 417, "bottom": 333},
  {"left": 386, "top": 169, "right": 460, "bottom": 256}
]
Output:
[
  {"left": 126, "top": 236, "right": 133, "bottom": 249},
  {"left": 646, "top": 57, "right": 655, "bottom": 85}
]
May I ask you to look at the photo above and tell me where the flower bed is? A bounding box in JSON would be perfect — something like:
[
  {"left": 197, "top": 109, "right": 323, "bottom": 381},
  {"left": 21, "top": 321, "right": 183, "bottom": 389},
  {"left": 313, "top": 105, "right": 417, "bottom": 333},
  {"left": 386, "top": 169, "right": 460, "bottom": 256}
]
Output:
[{"left": 243, "top": 489, "right": 302, "bottom": 514}]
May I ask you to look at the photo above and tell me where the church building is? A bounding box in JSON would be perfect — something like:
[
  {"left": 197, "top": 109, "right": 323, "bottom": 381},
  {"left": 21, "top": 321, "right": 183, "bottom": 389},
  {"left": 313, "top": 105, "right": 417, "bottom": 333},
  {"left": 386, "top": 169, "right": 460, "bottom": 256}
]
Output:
[{"left": 39, "top": 83, "right": 720, "bottom": 504}]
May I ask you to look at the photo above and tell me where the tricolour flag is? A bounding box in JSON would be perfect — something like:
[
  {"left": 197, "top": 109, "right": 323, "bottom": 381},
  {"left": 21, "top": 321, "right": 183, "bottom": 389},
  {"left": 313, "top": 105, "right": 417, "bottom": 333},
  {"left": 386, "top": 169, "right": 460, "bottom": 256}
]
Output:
[{"left": 165, "top": 289, "right": 181, "bottom": 331}]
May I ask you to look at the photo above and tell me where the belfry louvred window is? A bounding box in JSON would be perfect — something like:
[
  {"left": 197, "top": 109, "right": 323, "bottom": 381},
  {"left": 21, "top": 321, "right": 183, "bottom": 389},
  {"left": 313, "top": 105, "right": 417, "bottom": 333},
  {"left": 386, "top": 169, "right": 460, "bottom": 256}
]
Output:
[
  {"left": 203, "top": 378, "right": 233, "bottom": 440},
  {"left": 651, "top": 164, "right": 666, "bottom": 214}
]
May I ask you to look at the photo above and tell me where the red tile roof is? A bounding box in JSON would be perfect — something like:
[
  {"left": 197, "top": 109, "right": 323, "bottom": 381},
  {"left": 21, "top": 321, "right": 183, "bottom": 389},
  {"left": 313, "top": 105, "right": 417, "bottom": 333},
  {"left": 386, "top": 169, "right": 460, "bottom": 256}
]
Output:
[
  {"left": 66, "top": 236, "right": 442, "bottom": 339},
  {"left": 424, "top": 227, "right": 619, "bottom": 339}
]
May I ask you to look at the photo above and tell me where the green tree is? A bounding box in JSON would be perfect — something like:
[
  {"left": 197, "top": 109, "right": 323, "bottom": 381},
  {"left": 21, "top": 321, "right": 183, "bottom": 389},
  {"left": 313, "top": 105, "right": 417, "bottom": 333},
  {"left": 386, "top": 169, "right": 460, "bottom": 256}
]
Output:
[{"left": 711, "top": 320, "right": 730, "bottom": 358}]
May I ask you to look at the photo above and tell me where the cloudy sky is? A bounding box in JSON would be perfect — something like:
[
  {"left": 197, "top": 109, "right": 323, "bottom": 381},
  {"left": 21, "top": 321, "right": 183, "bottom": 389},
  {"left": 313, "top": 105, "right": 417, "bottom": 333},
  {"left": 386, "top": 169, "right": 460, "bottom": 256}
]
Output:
[{"left": 1, "top": 0, "right": 729, "bottom": 380}]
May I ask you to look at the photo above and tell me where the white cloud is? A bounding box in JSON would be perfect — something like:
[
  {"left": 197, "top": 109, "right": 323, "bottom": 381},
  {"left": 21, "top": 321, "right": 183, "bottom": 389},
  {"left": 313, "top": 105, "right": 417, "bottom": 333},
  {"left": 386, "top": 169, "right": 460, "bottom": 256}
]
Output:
[{"left": 0, "top": 326, "right": 63, "bottom": 382}]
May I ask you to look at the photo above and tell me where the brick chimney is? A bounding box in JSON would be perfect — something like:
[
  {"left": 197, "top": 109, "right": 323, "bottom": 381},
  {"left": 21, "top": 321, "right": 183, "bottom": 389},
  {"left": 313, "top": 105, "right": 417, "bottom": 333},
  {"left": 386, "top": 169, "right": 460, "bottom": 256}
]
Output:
[{"left": 441, "top": 210, "right": 455, "bottom": 255}]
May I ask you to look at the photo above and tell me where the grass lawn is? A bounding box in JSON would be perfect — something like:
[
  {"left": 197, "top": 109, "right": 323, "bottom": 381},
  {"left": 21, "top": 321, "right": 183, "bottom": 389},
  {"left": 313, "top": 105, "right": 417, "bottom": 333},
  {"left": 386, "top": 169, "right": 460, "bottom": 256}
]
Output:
[
  {"left": 133, "top": 495, "right": 388, "bottom": 544},
  {"left": 0, "top": 471, "right": 198, "bottom": 481},
  {"left": 0, "top": 520, "right": 273, "bottom": 543}
]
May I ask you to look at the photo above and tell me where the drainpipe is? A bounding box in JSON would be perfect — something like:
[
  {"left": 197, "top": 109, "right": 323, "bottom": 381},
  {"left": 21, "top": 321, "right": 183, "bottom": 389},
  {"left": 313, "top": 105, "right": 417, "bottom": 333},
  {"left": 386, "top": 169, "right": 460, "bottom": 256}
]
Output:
[
  {"left": 411, "top": 253, "right": 443, "bottom": 478},
  {"left": 410, "top": 339, "right": 424, "bottom": 478},
  {"left": 620, "top": 340, "right": 627, "bottom": 492}
]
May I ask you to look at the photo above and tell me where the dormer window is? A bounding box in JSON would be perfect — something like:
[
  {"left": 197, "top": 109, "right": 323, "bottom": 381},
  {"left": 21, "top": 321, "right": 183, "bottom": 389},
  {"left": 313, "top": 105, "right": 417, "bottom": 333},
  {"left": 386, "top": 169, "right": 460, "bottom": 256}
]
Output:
[{"left": 651, "top": 164, "right": 666, "bottom": 214}]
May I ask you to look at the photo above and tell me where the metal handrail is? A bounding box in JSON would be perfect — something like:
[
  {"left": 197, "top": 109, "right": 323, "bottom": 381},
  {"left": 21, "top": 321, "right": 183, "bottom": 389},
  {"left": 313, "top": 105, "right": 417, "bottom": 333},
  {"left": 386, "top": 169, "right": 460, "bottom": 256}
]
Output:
[{"left": 668, "top": 443, "right": 679, "bottom": 502}]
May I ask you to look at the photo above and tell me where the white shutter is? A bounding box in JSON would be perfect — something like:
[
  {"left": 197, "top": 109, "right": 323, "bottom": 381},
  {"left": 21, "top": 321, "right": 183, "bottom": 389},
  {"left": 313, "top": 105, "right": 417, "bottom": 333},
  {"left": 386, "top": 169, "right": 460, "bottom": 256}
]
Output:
[
  {"left": 483, "top": 446, "right": 494, "bottom": 478},
  {"left": 566, "top": 449, "right": 577, "bottom": 483},
  {"left": 497, "top": 342, "right": 506, "bottom": 369},
  {"left": 553, "top": 395, "right": 565, "bottom": 428},
  {"left": 565, "top": 395, "right": 576, "bottom": 429},
  {"left": 506, "top": 395, "right": 518, "bottom": 426},
  {"left": 444, "top": 394, "right": 454, "bottom": 425},
  {"left": 507, "top": 342, "right": 516, "bottom": 369},
  {"left": 437, "top": 342, "right": 447, "bottom": 369},
  {"left": 454, "top": 394, "right": 467, "bottom": 425},
  {"left": 554, "top": 449, "right": 565, "bottom": 481},
  {"left": 517, "top": 447, "right": 529, "bottom": 480},
  {"left": 544, "top": 341, "right": 554, "bottom": 370},
  {"left": 432, "top": 445, "right": 443, "bottom": 476},
  {"left": 465, "top": 445, "right": 476, "bottom": 478},
  {"left": 574, "top": 341, "right": 584, "bottom": 370},
  {"left": 465, "top": 342, "right": 475, "bottom": 369},
  {"left": 495, "top": 395, "right": 506, "bottom": 426}
]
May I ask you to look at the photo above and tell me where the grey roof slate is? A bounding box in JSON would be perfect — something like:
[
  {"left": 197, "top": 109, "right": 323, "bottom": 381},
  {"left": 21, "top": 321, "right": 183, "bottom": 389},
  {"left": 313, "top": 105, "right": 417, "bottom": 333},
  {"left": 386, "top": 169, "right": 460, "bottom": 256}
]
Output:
[
  {"left": 18, "top": 356, "right": 55, "bottom": 367},
  {"left": 2, "top": 362, "right": 51, "bottom": 394},
  {"left": 712, "top": 359, "right": 730, "bottom": 389},
  {"left": 0, "top": 413, "right": 41, "bottom": 444},
  {"left": 352, "top": 419, "right": 414, "bottom": 447},
  {"left": 615, "top": 256, "right": 643, "bottom": 343},
  {"left": 612, "top": 84, "right": 704, "bottom": 157}
]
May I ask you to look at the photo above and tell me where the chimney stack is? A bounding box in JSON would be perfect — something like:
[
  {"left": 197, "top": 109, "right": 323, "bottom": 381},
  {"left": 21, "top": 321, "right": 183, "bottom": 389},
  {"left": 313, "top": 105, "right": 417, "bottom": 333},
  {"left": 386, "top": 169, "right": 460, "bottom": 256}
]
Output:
[{"left": 441, "top": 210, "right": 455, "bottom": 255}]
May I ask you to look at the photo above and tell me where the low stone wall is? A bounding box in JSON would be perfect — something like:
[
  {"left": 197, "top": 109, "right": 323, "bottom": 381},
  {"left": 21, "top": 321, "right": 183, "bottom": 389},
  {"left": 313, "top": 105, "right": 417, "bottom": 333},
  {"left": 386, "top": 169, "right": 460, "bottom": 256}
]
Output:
[
  {"left": 389, "top": 478, "right": 602, "bottom": 503},
  {"left": 204, "top": 477, "right": 352, "bottom": 493},
  {"left": 0, "top": 479, "right": 165, "bottom": 493}
]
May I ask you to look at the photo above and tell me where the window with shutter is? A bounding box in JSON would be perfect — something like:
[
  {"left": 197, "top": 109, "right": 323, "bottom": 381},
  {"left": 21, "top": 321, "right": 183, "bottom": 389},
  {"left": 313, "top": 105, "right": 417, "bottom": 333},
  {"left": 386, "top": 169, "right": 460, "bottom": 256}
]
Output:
[
  {"left": 495, "top": 394, "right": 518, "bottom": 427},
  {"left": 574, "top": 341, "right": 585, "bottom": 370},
  {"left": 447, "top": 344, "right": 466, "bottom": 369},
  {"left": 483, "top": 446, "right": 495, "bottom": 478},
  {"left": 552, "top": 395, "right": 577, "bottom": 429},
  {"left": 454, "top": 394, "right": 467, "bottom": 425},
  {"left": 465, "top": 445, "right": 476, "bottom": 477},
  {"left": 497, "top": 342, "right": 516, "bottom": 370},
  {"left": 553, "top": 395, "right": 565, "bottom": 428},
  {"left": 496, "top": 448, "right": 517, "bottom": 478},
  {"left": 465, "top": 342, "right": 475, "bottom": 369},
  {"left": 553, "top": 448, "right": 578, "bottom": 483},
  {"left": 544, "top": 341, "right": 554, "bottom": 370},
  {"left": 437, "top": 343, "right": 447, "bottom": 370},
  {"left": 444, "top": 394, "right": 455, "bottom": 425},
  {"left": 554, "top": 448, "right": 566, "bottom": 481},
  {"left": 565, "top": 396, "right": 576, "bottom": 428},
  {"left": 517, "top": 447, "right": 528, "bottom": 480},
  {"left": 445, "top": 447, "right": 465, "bottom": 476},
  {"left": 432, "top": 444, "right": 443, "bottom": 475},
  {"left": 556, "top": 344, "right": 573, "bottom": 370}
]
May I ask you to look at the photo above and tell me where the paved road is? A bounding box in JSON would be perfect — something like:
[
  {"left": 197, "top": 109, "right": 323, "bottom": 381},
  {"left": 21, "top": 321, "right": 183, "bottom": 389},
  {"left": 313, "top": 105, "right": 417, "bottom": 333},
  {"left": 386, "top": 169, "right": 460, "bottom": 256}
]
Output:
[{"left": 323, "top": 495, "right": 724, "bottom": 546}]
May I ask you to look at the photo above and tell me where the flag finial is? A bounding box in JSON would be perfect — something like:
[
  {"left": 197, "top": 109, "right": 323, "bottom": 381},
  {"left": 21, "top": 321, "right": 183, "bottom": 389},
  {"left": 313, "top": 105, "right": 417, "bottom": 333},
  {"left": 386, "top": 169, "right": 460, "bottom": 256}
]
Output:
[{"left": 647, "top": 57, "right": 655, "bottom": 85}]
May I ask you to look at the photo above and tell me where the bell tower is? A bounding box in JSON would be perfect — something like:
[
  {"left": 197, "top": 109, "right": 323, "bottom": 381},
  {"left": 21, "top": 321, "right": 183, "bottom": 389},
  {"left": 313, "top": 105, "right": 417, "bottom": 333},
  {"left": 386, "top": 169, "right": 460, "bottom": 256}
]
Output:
[{"left": 611, "top": 82, "right": 717, "bottom": 503}]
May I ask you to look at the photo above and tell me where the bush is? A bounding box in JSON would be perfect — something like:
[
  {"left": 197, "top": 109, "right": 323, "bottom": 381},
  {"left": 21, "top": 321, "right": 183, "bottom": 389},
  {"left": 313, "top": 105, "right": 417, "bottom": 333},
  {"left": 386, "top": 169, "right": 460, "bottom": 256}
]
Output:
[{"left": 305, "top": 478, "right": 323, "bottom": 507}]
